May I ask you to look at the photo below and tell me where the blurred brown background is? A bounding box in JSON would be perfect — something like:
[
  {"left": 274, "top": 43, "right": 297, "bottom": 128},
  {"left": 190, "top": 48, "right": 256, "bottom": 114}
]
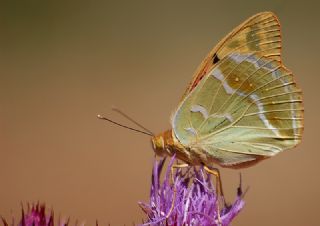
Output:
[{"left": 0, "top": 0, "right": 318, "bottom": 225}]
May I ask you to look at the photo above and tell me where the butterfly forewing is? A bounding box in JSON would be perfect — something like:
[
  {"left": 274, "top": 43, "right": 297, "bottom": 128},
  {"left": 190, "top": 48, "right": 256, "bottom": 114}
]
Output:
[{"left": 183, "top": 12, "right": 282, "bottom": 98}]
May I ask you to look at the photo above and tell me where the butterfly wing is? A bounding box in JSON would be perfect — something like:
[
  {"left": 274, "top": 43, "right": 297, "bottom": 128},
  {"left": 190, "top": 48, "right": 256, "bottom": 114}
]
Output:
[
  {"left": 183, "top": 12, "right": 281, "bottom": 98},
  {"left": 172, "top": 52, "right": 303, "bottom": 167}
]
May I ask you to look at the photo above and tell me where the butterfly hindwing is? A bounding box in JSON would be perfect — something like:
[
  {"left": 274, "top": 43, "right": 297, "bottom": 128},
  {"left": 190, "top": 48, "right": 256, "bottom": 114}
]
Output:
[
  {"left": 172, "top": 52, "right": 303, "bottom": 166},
  {"left": 183, "top": 12, "right": 282, "bottom": 98}
]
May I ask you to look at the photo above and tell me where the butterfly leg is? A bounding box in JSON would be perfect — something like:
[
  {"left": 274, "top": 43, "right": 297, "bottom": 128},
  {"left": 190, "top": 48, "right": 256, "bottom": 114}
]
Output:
[
  {"left": 170, "top": 163, "right": 189, "bottom": 184},
  {"left": 166, "top": 163, "right": 189, "bottom": 219},
  {"left": 204, "top": 165, "right": 226, "bottom": 226}
]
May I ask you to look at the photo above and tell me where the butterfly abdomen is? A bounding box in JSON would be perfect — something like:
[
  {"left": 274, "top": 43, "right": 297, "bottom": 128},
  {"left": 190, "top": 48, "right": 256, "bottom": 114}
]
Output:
[{"left": 151, "top": 129, "right": 268, "bottom": 168}]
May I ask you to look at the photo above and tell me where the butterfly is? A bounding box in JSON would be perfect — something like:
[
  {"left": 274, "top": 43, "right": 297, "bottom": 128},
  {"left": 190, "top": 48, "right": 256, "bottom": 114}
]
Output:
[{"left": 151, "top": 11, "right": 304, "bottom": 169}]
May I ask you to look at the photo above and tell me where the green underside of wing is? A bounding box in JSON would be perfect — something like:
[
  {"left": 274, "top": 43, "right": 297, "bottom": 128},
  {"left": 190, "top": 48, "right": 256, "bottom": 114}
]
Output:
[{"left": 172, "top": 53, "right": 303, "bottom": 163}]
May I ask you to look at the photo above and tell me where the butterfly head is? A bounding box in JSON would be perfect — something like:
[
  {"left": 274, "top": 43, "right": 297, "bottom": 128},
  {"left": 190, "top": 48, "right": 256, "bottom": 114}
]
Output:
[{"left": 151, "top": 134, "right": 166, "bottom": 157}]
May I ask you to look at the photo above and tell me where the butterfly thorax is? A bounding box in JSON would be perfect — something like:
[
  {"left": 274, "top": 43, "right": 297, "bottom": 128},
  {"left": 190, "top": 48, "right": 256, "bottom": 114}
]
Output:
[{"left": 151, "top": 130, "right": 198, "bottom": 164}]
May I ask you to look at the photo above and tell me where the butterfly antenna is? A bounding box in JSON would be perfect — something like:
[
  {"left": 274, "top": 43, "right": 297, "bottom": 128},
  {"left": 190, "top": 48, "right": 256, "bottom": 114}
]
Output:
[
  {"left": 97, "top": 115, "right": 153, "bottom": 137},
  {"left": 111, "top": 106, "right": 154, "bottom": 136}
]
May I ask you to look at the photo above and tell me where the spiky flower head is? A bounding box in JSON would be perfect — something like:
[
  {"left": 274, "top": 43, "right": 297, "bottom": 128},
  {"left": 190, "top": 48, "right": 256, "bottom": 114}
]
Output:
[
  {"left": 139, "top": 156, "right": 245, "bottom": 226},
  {"left": 1, "top": 204, "right": 71, "bottom": 226}
]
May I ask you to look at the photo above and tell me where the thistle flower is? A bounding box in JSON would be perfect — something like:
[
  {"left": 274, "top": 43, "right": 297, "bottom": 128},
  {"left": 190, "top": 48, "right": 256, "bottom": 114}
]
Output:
[
  {"left": 1, "top": 157, "right": 244, "bottom": 226},
  {"left": 139, "top": 156, "right": 245, "bottom": 226},
  {"left": 1, "top": 204, "right": 72, "bottom": 226}
]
